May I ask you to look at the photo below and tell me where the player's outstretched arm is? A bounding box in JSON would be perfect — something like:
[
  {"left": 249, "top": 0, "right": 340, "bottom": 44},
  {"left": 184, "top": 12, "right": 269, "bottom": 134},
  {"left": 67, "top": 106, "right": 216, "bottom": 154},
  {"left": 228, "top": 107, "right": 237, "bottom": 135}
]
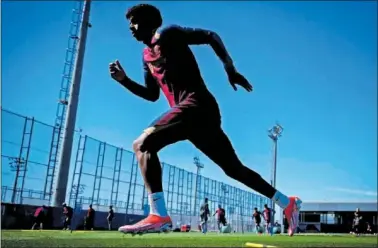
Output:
[
  {"left": 163, "top": 25, "right": 253, "bottom": 92},
  {"left": 167, "top": 26, "right": 234, "bottom": 70},
  {"left": 109, "top": 60, "right": 160, "bottom": 102}
]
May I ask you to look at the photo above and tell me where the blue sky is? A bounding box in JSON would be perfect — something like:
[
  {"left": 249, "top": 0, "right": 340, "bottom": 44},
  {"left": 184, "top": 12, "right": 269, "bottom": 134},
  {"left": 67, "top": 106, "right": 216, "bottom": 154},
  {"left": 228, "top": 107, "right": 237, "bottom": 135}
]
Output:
[{"left": 2, "top": 1, "right": 377, "bottom": 204}]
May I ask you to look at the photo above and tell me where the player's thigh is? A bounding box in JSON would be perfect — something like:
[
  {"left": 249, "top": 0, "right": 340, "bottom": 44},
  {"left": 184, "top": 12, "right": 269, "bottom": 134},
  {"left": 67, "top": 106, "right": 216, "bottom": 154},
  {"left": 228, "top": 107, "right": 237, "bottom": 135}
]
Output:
[
  {"left": 189, "top": 127, "right": 240, "bottom": 169},
  {"left": 137, "top": 107, "right": 193, "bottom": 153}
]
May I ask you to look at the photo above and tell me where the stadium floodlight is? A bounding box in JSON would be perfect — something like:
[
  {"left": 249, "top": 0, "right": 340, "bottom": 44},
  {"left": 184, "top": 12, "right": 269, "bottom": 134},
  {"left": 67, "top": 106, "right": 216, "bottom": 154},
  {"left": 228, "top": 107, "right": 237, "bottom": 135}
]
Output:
[{"left": 268, "top": 123, "right": 283, "bottom": 142}]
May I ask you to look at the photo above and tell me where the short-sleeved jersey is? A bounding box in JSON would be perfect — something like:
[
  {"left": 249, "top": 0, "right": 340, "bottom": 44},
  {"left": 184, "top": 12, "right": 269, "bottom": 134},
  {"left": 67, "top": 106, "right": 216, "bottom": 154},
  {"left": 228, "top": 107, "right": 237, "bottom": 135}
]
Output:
[
  {"left": 108, "top": 209, "right": 114, "bottom": 220},
  {"left": 253, "top": 211, "right": 262, "bottom": 223},
  {"left": 354, "top": 211, "right": 362, "bottom": 225},
  {"left": 34, "top": 207, "right": 44, "bottom": 217},
  {"left": 87, "top": 208, "right": 95, "bottom": 218},
  {"left": 200, "top": 202, "right": 210, "bottom": 216},
  {"left": 263, "top": 208, "right": 272, "bottom": 222},
  {"left": 143, "top": 25, "right": 217, "bottom": 108},
  {"left": 215, "top": 208, "right": 226, "bottom": 219},
  {"left": 63, "top": 206, "right": 73, "bottom": 218}
]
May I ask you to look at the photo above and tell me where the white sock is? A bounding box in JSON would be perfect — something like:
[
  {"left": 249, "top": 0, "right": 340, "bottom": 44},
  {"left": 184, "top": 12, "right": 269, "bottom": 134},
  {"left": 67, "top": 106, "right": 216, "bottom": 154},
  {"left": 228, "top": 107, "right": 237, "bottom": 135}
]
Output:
[
  {"left": 272, "top": 190, "right": 290, "bottom": 209},
  {"left": 148, "top": 192, "right": 168, "bottom": 217}
]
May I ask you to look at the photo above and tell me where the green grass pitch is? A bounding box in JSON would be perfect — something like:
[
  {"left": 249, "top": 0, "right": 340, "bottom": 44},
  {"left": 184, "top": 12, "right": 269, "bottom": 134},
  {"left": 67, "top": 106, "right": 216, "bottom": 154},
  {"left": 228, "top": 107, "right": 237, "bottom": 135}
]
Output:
[{"left": 2, "top": 230, "right": 377, "bottom": 247}]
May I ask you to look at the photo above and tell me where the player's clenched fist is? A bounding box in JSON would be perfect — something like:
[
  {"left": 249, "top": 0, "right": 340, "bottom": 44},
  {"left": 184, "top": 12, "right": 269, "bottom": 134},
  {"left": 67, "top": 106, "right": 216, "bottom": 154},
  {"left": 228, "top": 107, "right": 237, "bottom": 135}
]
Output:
[{"left": 109, "top": 60, "right": 127, "bottom": 82}]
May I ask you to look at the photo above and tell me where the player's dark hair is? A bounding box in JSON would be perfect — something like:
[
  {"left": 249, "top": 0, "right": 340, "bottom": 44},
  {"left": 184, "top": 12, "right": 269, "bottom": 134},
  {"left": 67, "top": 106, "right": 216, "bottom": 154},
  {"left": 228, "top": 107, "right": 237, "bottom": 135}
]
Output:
[{"left": 126, "top": 4, "right": 162, "bottom": 29}]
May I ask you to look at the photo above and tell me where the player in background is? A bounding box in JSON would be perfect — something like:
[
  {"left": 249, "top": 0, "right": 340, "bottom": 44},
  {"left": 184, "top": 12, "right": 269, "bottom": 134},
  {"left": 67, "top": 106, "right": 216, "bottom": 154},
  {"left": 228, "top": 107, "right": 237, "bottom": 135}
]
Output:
[
  {"left": 352, "top": 208, "right": 363, "bottom": 236},
  {"left": 263, "top": 204, "right": 275, "bottom": 235},
  {"left": 31, "top": 205, "right": 47, "bottom": 230},
  {"left": 214, "top": 205, "right": 227, "bottom": 231},
  {"left": 85, "top": 204, "right": 95, "bottom": 230},
  {"left": 107, "top": 205, "right": 115, "bottom": 231},
  {"left": 366, "top": 222, "right": 375, "bottom": 235},
  {"left": 199, "top": 198, "right": 211, "bottom": 234},
  {"left": 253, "top": 207, "right": 262, "bottom": 234},
  {"left": 110, "top": 3, "right": 301, "bottom": 236},
  {"left": 62, "top": 203, "right": 73, "bottom": 230}
]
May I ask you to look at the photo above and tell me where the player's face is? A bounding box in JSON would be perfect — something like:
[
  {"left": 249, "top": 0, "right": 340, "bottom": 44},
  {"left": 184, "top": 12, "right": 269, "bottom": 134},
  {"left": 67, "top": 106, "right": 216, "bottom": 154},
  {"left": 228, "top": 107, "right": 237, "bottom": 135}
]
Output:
[{"left": 129, "top": 16, "right": 151, "bottom": 42}]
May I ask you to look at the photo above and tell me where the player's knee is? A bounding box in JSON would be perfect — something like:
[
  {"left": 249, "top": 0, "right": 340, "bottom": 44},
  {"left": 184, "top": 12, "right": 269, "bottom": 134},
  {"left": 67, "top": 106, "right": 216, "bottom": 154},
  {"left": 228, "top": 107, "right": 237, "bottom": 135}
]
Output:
[
  {"left": 132, "top": 132, "right": 155, "bottom": 154},
  {"left": 132, "top": 139, "right": 143, "bottom": 154}
]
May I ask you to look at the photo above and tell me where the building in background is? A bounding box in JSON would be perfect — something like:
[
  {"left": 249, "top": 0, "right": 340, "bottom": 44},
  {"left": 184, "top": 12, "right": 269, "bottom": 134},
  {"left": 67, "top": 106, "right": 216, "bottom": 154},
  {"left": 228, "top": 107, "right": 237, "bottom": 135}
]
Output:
[{"left": 293, "top": 202, "right": 377, "bottom": 233}]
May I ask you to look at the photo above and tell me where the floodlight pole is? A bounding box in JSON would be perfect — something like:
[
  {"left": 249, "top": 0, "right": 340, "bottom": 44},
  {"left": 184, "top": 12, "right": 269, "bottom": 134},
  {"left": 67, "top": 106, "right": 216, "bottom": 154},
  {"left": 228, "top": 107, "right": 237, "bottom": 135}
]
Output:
[
  {"left": 193, "top": 156, "right": 204, "bottom": 216},
  {"left": 52, "top": 0, "right": 92, "bottom": 207},
  {"left": 268, "top": 123, "right": 283, "bottom": 225}
]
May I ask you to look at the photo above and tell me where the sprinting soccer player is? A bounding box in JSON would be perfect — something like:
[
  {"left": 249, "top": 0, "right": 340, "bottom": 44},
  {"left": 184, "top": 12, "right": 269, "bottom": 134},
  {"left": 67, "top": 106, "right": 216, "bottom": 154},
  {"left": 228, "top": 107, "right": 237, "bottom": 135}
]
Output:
[
  {"left": 110, "top": 3, "right": 301, "bottom": 236},
  {"left": 199, "top": 198, "right": 211, "bottom": 234}
]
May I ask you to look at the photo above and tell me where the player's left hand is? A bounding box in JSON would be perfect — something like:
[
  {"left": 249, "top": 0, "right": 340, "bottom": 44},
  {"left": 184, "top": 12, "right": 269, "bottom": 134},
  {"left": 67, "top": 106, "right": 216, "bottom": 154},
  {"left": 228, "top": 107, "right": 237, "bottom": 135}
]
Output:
[{"left": 227, "top": 69, "right": 253, "bottom": 92}]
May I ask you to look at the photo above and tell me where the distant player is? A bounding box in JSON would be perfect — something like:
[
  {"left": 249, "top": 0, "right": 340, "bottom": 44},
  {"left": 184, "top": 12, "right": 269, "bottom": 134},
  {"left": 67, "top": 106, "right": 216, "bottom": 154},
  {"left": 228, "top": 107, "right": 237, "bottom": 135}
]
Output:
[
  {"left": 85, "top": 204, "right": 95, "bottom": 230},
  {"left": 199, "top": 198, "right": 210, "bottom": 234},
  {"left": 366, "top": 222, "right": 375, "bottom": 235},
  {"left": 253, "top": 207, "right": 262, "bottom": 233},
  {"left": 62, "top": 203, "right": 73, "bottom": 230},
  {"left": 31, "top": 205, "right": 47, "bottom": 230},
  {"left": 107, "top": 205, "right": 115, "bottom": 231},
  {"left": 110, "top": 3, "right": 301, "bottom": 236},
  {"left": 352, "top": 208, "right": 363, "bottom": 236},
  {"left": 214, "top": 205, "right": 227, "bottom": 231},
  {"left": 263, "top": 204, "right": 274, "bottom": 234}
]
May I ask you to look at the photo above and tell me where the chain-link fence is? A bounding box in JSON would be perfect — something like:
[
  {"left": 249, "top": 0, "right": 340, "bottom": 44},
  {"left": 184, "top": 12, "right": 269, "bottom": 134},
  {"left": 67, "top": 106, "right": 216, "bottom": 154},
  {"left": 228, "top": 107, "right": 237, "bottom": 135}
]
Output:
[
  {"left": 2, "top": 109, "right": 56, "bottom": 206},
  {"left": 2, "top": 108, "right": 270, "bottom": 232}
]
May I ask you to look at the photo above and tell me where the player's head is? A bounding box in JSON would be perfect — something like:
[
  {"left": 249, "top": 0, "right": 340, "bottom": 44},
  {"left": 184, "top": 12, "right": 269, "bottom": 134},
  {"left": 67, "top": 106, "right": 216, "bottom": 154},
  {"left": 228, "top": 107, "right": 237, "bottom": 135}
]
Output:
[
  {"left": 264, "top": 204, "right": 268, "bottom": 209},
  {"left": 109, "top": 205, "right": 113, "bottom": 209},
  {"left": 204, "top": 198, "right": 208, "bottom": 203},
  {"left": 218, "top": 204, "right": 221, "bottom": 208},
  {"left": 254, "top": 207, "right": 258, "bottom": 212},
  {"left": 62, "top": 202, "right": 67, "bottom": 207},
  {"left": 125, "top": 4, "right": 162, "bottom": 42},
  {"left": 89, "top": 204, "right": 92, "bottom": 208}
]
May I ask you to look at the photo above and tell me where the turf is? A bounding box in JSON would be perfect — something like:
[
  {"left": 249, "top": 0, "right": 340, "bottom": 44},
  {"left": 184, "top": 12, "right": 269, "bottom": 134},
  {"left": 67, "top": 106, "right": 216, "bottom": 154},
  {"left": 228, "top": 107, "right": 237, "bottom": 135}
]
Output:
[{"left": 2, "top": 230, "right": 377, "bottom": 247}]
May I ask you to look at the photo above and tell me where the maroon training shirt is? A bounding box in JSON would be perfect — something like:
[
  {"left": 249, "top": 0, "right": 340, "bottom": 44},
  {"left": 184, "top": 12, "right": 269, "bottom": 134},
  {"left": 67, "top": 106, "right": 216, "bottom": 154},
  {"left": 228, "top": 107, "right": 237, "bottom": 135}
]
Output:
[{"left": 142, "top": 25, "right": 225, "bottom": 108}]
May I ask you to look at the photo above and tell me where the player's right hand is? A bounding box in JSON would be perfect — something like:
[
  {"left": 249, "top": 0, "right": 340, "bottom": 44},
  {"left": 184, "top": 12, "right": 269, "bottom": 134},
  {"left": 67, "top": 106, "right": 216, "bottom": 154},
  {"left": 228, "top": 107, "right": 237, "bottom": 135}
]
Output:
[{"left": 109, "top": 60, "right": 127, "bottom": 82}]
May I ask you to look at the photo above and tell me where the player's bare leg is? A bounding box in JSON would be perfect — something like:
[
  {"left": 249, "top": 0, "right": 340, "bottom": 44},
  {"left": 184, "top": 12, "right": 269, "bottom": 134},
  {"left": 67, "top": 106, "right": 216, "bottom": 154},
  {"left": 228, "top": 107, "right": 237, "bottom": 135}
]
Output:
[
  {"left": 118, "top": 130, "right": 172, "bottom": 234},
  {"left": 190, "top": 128, "right": 301, "bottom": 236}
]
